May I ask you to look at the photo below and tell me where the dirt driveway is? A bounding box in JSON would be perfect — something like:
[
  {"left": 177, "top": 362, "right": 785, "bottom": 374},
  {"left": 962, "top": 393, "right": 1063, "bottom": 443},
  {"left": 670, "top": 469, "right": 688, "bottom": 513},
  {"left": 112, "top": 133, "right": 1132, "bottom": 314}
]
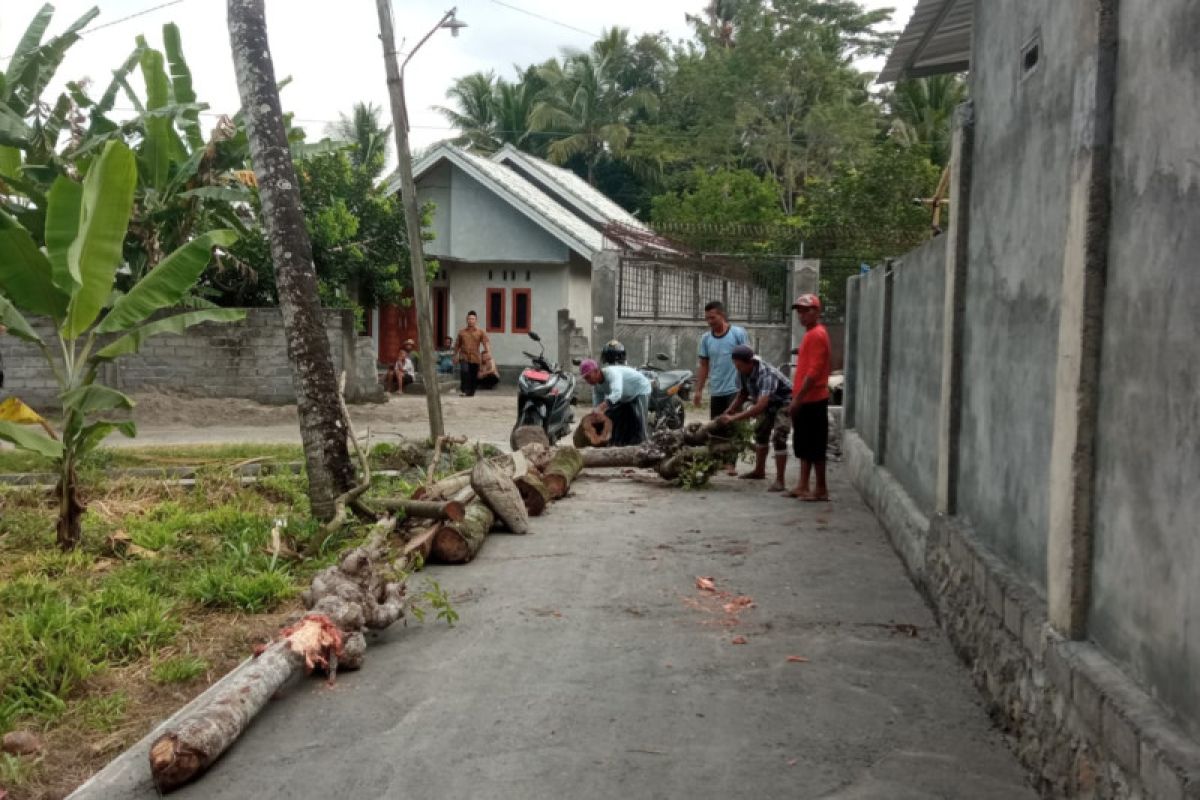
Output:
[{"left": 111, "top": 388, "right": 521, "bottom": 448}]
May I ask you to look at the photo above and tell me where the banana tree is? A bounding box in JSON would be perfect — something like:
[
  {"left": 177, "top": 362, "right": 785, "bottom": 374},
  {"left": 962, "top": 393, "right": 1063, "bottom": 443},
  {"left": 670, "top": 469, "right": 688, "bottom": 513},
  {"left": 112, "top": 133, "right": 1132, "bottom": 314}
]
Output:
[{"left": 0, "top": 140, "right": 243, "bottom": 550}]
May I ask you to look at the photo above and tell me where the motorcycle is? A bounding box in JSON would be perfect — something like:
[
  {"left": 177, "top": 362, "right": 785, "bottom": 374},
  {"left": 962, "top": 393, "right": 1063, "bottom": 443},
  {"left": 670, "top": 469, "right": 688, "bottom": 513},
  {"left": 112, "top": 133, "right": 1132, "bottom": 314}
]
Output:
[
  {"left": 511, "top": 331, "right": 577, "bottom": 448},
  {"left": 637, "top": 353, "right": 693, "bottom": 431}
]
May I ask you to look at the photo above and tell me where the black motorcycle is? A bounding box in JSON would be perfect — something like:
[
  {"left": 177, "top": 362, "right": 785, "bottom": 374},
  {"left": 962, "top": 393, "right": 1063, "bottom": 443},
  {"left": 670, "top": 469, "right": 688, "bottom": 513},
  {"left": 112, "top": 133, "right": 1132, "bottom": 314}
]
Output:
[
  {"left": 638, "top": 353, "right": 693, "bottom": 431},
  {"left": 511, "top": 331, "right": 577, "bottom": 447}
]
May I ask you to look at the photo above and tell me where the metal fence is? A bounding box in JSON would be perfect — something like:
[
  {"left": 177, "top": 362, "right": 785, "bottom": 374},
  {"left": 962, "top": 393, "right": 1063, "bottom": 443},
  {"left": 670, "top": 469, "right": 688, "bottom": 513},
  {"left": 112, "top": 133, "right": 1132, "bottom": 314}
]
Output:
[{"left": 617, "top": 253, "right": 790, "bottom": 324}]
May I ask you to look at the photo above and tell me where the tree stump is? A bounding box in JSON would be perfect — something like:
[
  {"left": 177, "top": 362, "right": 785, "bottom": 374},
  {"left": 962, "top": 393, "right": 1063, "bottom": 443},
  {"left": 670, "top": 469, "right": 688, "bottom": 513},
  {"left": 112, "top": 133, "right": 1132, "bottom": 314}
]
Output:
[
  {"left": 514, "top": 470, "right": 551, "bottom": 516},
  {"left": 572, "top": 412, "right": 612, "bottom": 448},
  {"left": 430, "top": 500, "right": 494, "bottom": 564},
  {"left": 543, "top": 446, "right": 584, "bottom": 498},
  {"left": 511, "top": 424, "right": 550, "bottom": 450}
]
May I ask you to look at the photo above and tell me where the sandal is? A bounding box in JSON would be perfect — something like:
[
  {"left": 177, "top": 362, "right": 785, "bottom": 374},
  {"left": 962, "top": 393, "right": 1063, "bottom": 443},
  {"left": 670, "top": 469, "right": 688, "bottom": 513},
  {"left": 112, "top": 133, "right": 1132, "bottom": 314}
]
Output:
[{"left": 738, "top": 472, "right": 766, "bottom": 480}]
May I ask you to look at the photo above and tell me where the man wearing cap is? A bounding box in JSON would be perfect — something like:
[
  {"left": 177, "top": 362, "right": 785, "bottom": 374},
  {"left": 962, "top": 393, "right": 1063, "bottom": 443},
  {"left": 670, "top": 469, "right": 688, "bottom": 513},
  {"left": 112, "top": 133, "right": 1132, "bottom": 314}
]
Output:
[
  {"left": 788, "top": 294, "right": 832, "bottom": 501},
  {"left": 580, "top": 359, "right": 652, "bottom": 446},
  {"left": 718, "top": 345, "right": 793, "bottom": 492}
]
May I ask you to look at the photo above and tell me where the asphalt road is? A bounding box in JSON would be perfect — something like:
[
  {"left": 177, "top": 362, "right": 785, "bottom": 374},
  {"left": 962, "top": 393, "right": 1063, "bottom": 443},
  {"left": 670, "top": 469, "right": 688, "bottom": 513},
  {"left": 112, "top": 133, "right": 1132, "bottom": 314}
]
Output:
[{"left": 91, "top": 460, "right": 1035, "bottom": 800}]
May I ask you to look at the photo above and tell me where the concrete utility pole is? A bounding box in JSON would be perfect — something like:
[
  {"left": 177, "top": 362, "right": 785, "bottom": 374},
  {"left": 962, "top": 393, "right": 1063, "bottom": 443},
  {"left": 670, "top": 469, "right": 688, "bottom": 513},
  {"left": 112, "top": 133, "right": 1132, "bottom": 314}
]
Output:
[{"left": 375, "top": 2, "right": 465, "bottom": 439}]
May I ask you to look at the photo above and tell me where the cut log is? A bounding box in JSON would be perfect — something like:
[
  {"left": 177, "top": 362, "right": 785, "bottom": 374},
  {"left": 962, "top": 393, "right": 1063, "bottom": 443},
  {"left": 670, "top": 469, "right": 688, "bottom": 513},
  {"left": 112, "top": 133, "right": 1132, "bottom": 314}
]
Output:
[
  {"left": 542, "top": 446, "right": 584, "bottom": 498},
  {"left": 580, "top": 445, "right": 665, "bottom": 469},
  {"left": 511, "top": 424, "right": 550, "bottom": 450},
  {"left": 654, "top": 445, "right": 726, "bottom": 481},
  {"left": 412, "top": 471, "right": 471, "bottom": 500},
  {"left": 377, "top": 498, "right": 466, "bottom": 522},
  {"left": 513, "top": 470, "right": 551, "bottom": 516},
  {"left": 148, "top": 615, "right": 344, "bottom": 792},
  {"left": 400, "top": 522, "right": 441, "bottom": 562},
  {"left": 430, "top": 500, "right": 494, "bottom": 564},
  {"left": 471, "top": 454, "right": 529, "bottom": 534},
  {"left": 572, "top": 412, "right": 612, "bottom": 448}
]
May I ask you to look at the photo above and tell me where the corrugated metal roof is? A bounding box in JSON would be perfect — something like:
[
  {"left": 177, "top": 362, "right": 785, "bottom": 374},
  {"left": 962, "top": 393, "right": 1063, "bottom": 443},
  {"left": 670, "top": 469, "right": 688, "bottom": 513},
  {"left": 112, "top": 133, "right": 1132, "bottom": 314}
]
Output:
[
  {"left": 411, "top": 143, "right": 604, "bottom": 258},
  {"left": 877, "top": 0, "right": 973, "bottom": 83},
  {"left": 489, "top": 145, "right": 649, "bottom": 232}
]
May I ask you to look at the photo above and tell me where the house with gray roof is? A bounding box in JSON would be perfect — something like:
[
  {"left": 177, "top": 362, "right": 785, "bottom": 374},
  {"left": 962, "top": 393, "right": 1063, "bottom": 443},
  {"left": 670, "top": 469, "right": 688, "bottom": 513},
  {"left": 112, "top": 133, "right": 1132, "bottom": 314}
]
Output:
[{"left": 379, "top": 143, "right": 640, "bottom": 371}]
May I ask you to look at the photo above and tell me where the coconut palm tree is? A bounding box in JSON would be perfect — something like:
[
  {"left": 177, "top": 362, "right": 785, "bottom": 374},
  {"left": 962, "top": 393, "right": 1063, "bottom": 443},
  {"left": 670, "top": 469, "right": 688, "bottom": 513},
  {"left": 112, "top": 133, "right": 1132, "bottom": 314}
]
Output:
[
  {"left": 888, "top": 74, "right": 968, "bottom": 167},
  {"left": 328, "top": 102, "right": 392, "bottom": 177},
  {"left": 436, "top": 71, "right": 499, "bottom": 151}
]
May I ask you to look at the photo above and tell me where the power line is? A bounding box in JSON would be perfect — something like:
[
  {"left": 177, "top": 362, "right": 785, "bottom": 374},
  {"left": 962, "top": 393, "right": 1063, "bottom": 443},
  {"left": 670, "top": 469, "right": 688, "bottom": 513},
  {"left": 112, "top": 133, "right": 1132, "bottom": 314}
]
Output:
[
  {"left": 0, "top": 0, "right": 190, "bottom": 62},
  {"left": 487, "top": 0, "right": 600, "bottom": 40}
]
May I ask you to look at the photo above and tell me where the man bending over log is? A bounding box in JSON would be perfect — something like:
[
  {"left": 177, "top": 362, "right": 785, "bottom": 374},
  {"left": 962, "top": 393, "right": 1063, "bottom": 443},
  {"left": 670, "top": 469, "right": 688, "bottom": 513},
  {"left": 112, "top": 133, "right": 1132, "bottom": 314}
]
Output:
[
  {"left": 717, "top": 344, "right": 793, "bottom": 492},
  {"left": 580, "top": 358, "right": 652, "bottom": 446}
]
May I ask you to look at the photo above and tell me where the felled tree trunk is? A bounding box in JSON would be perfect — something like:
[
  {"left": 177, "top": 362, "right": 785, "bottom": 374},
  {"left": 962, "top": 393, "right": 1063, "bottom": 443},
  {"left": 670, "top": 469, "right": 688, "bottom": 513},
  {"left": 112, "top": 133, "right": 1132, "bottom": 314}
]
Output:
[
  {"left": 511, "top": 425, "right": 550, "bottom": 450},
  {"left": 580, "top": 445, "right": 665, "bottom": 469},
  {"left": 572, "top": 412, "right": 612, "bottom": 448},
  {"left": 514, "top": 470, "right": 551, "bottom": 516},
  {"left": 377, "top": 498, "right": 466, "bottom": 522},
  {"left": 412, "top": 472, "right": 472, "bottom": 500},
  {"left": 471, "top": 454, "right": 529, "bottom": 534},
  {"left": 430, "top": 500, "right": 493, "bottom": 564},
  {"left": 542, "top": 446, "right": 584, "bottom": 498}
]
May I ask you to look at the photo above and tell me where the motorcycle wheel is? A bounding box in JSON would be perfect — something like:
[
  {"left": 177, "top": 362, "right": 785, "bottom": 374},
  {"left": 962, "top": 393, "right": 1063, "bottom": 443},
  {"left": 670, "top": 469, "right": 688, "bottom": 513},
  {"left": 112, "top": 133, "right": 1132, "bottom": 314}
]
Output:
[{"left": 663, "top": 400, "right": 685, "bottom": 430}]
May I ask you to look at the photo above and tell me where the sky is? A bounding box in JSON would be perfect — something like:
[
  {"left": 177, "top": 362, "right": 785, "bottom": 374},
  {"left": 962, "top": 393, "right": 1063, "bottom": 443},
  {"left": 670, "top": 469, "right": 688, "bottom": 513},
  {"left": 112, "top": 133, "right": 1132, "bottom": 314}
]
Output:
[{"left": 3, "top": 0, "right": 918, "bottom": 156}]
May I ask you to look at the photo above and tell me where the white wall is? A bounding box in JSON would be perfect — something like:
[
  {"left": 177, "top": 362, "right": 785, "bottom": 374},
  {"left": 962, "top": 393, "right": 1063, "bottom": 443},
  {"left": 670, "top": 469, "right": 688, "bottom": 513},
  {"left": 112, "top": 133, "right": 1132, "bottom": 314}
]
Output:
[
  {"left": 447, "top": 261, "right": 568, "bottom": 367},
  {"left": 567, "top": 253, "right": 593, "bottom": 339}
]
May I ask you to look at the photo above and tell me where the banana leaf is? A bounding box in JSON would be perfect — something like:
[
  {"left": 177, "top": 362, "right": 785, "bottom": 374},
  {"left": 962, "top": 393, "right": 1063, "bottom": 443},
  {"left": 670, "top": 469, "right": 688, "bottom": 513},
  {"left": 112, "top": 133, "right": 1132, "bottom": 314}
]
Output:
[
  {"left": 75, "top": 418, "right": 136, "bottom": 455},
  {"left": 96, "top": 308, "right": 246, "bottom": 360},
  {"left": 0, "top": 420, "right": 63, "bottom": 460},
  {"left": 138, "top": 45, "right": 172, "bottom": 192},
  {"left": 60, "top": 383, "right": 134, "bottom": 415},
  {"left": 45, "top": 175, "right": 83, "bottom": 293},
  {"left": 62, "top": 141, "right": 137, "bottom": 338},
  {"left": 0, "top": 294, "right": 45, "bottom": 345},
  {"left": 97, "top": 229, "right": 237, "bottom": 333},
  {"left": 0, "top": 208, "right": 67, "bottom": 319},
  {"left": 0, "top": 103, "right": 33, "bottom": 148},
  {"left": 162, "top": 23, "right": 203, "bottom": 151}
]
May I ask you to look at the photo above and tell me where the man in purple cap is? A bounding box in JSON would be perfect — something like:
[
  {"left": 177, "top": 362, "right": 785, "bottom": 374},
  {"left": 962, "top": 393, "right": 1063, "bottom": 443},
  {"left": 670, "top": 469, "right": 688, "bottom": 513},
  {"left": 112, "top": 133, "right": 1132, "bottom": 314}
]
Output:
[
  {"left": 580, "top": 358, "right": 652, "bottom": 445},
  {"left": 718, "top": 345, "right": 793, "bottom": 492}
]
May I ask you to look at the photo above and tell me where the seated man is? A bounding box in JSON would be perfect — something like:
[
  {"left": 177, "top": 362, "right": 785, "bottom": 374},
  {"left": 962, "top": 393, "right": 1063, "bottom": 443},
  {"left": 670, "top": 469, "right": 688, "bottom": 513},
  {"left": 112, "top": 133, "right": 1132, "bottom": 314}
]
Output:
[
  {"left": 436, "top": 336, "right": 456, "bottom": 375},
  {"left": 580, "top": 358, "right": 652, "bottom": 446},
  {"left": 389, "top": 349, "right": 415, "bottom": 393},
  {"left": 477, "top": 352, "right": 500, "bottom": 390},
  {"left": 717, "top": 344, "right": 793, "bottom": 492}
]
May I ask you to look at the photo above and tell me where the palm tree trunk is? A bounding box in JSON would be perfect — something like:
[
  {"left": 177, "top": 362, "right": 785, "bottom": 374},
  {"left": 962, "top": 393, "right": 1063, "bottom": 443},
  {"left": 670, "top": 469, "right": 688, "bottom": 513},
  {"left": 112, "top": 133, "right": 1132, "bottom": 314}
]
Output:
[{"left": 227, "top": 0, "right": 356, "bottom": 521}]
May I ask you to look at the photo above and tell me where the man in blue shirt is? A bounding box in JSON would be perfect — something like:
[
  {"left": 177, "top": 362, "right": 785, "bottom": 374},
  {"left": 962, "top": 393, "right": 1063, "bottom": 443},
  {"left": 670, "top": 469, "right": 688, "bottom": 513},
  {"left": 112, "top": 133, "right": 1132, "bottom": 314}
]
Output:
[
  {"left": 694, "top": 300, "right": 749, "bottom": 475},
  {"left": 581, "top": 358, "right": 652, "bottom": 446}
]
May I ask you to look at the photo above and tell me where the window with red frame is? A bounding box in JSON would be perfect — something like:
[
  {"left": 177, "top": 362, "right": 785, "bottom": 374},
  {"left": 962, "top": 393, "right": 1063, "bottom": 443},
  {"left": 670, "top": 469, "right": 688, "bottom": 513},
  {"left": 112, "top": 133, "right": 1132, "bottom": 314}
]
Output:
[
  {"left": 512, "top": 289, "right": 532, "bottom": 334},
  {"left": 486, "top": 288, "right": 505, "bottom": 332}
]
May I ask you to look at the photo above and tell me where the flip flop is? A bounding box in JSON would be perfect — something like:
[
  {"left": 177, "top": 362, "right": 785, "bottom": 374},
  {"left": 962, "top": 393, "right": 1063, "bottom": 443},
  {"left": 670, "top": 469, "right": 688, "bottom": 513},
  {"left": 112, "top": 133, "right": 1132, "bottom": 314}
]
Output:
[
  {"left": 788, "top": 488, "right": 812, "bottom": 500},
  {"left": 802, "top": 494, "right": 831, "bottom": 503},
  {"left": 738, "top": 472, "right": 766, "bottom": 480}
]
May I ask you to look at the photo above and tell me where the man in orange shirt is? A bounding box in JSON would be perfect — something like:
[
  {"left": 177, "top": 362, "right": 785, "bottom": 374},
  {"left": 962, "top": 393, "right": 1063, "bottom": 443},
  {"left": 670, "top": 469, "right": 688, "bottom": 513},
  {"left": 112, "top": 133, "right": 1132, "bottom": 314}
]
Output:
[
  {"left": 788, "top": 294, "right": 832, "bottom": 501},
  {"left": 454, "top": 311, "right": 491, "bottom": 397}
]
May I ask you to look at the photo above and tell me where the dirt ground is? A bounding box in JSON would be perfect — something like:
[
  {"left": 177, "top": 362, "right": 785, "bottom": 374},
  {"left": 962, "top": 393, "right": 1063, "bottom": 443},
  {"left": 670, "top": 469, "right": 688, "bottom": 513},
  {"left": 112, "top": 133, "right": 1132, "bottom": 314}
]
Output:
[{"left": 116, "top": 388, "right": 521, "bottom": 448}]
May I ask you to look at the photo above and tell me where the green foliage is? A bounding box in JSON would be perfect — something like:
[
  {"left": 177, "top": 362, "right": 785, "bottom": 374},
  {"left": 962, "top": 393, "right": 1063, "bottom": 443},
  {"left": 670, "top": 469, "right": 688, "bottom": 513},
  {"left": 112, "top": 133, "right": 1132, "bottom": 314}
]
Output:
[
  {"left": 677, "top": 454, "right": 719, "bottom": 490},
  {"left": 151, "top": 654, "right": 209, "bottom": 684},
  {"left": 651, "top": 168, "right": 786, "bottom": 227},
  {"left": 407, "top": 579, "right": 459, "bottom": 627}
]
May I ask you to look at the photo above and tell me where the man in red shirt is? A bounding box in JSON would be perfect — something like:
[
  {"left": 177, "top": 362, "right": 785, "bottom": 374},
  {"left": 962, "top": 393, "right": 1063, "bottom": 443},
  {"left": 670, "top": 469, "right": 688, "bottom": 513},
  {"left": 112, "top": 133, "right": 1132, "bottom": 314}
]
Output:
[{"left": 788, "top": 294, "right": 832, "bottom": 501}]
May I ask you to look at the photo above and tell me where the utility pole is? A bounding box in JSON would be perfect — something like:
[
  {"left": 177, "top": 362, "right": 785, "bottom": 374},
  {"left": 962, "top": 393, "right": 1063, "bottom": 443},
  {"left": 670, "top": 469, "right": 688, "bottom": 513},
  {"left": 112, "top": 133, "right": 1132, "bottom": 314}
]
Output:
[{"left": 376, "top": 2, "right": 464, "bottom": 439}]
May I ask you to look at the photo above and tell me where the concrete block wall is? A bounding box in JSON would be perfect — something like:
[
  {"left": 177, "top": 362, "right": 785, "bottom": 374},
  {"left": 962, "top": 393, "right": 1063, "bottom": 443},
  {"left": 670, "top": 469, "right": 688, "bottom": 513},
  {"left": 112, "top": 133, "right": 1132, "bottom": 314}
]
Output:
[
  {"left": 842, "top": 1, "right": 1200, "bottom": 793},
  {"left": 0, "top": 308, "right": 384, "bottom": 409}
]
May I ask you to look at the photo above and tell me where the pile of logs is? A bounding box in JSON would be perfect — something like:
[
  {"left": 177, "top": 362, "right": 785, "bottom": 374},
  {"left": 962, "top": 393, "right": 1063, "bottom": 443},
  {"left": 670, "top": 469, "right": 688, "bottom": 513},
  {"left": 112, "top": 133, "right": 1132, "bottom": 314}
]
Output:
[{"left": 147, "top": 418, "right": 733, "bottom": 792}]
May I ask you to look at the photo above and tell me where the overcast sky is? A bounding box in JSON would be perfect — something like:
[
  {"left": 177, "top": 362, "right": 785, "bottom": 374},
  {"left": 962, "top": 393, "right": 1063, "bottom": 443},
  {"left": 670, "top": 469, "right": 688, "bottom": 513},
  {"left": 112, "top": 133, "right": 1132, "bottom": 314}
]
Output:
[{"left": 4, "top": 0, "right": 918, "bottom": 156}]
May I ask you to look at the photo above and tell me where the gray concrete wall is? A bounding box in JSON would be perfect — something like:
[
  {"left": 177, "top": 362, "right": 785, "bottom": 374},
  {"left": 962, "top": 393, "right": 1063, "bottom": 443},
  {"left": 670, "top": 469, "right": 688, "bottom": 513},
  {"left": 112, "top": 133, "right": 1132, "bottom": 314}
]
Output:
[
  {"left": 853, "top": 267, "right": 887, "bottom": 453},
  {"left": 883, "top": 238, "right": 945, "bottom": 513},
  {"left": 1088, "top": 0, "right": 1200, "bottom": 740},
  {"left": 954, "top": 0, "right": 1093, "bottom": 592},
  {"left": 0, "top": 309, "right": 384, "bottom": 409},
  {"left": 613, "top": 320, "right": 789, "bottom": 375}
]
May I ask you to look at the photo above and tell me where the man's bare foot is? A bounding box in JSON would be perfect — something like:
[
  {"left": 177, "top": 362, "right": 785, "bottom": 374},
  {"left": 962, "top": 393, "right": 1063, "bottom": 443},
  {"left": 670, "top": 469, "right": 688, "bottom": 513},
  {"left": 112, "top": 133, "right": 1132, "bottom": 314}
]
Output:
[
  {"left": 738, "top": 471, "right": 765, "bottom": 480},
  {"left": 768, "top": 480, "right": 785, "bottom": 492},
  {"left": 788, "top": 487, "right": 811, "bottom": 499}
]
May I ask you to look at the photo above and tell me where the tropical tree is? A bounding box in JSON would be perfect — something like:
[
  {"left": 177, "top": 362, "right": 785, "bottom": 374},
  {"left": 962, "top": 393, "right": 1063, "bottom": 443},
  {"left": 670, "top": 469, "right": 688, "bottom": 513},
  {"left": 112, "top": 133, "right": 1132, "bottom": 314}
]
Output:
[
  {"left": 530, "top": 48, "right": 659, "bottom": 185},
  {"left": 437, "top": 71, "right": 499, "bottom": 151},
  {"left": 0, "top": 140, "right": 242, "bottom": 549},
  {"left": 327, "top": 101, "right": 391, "bottom": 175},
  {"left": 886, "top": 74, "right": 968, "bottom": 167}
]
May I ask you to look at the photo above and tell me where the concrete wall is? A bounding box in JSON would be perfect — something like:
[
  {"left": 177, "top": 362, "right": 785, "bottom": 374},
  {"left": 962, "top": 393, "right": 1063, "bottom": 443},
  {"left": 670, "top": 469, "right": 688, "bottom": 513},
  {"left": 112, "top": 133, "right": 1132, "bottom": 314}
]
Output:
[
  {"left": 446, "top": 261, "right": 566, "bottom": 367},
  {"left": 612, "top": 320, "right": 789, "bottom": 375},
  {"left": 883, "top": 238, "right": 945, "bottom": 513},
  {"left": 852, "top": 266, "right": 887, "bottom": 454},
  {"left": 419, "top": 161, "right": 570, "bottom": 264},
  {"left": 1088, "top": 0, "right": 1200, "bottom": 740},
  {"left": 0, "top": 309, "right": 383, "bottom": 409},
  {"left": 954, "top": 0, "right": 1095, "bottom": 592}
]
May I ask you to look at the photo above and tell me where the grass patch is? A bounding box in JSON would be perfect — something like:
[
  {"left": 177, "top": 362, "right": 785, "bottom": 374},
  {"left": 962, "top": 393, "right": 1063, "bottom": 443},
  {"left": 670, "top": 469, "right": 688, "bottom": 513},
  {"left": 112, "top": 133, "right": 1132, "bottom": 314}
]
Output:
[
  {"left": 0, "top": 443, "right": 305, "bottom": 475},
  {"left": 151, "top": 655, "right": 209, "bottom": 685}
]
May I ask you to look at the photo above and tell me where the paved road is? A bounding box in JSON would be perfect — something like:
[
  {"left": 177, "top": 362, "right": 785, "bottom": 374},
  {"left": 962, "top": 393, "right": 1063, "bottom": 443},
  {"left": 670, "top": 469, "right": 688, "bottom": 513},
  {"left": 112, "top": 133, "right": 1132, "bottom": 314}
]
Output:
[{"left": 103, "top": 460, "right": 1036, "bottom": 800}]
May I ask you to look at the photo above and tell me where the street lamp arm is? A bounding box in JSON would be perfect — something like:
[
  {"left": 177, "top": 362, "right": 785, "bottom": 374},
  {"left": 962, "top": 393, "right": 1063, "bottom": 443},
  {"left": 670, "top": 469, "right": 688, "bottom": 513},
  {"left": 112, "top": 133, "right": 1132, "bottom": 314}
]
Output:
[{"left": 401, "top": 8, "right": 458, "bottom": 75}]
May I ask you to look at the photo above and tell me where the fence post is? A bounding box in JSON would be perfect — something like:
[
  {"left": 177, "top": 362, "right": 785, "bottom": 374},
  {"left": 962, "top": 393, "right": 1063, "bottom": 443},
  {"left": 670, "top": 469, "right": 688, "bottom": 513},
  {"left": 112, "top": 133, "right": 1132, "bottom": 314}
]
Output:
[
  {"left": 693, "top": 272, "right": 702, "bottom": 319},
  {"left": 843, "top": 275, "right": 861, "bottom": 430},
  {"left": 651, "top": 263, "right": 661, "bottom": 319},
  {"left": 590, "top": 250, "right": 619, "bottom": 355},
  {"left": 790, "top": 258, "right": 820, "bottom": 352},
  {"left": 875, "top": 264, "right": 894, "bottom": 467}
]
